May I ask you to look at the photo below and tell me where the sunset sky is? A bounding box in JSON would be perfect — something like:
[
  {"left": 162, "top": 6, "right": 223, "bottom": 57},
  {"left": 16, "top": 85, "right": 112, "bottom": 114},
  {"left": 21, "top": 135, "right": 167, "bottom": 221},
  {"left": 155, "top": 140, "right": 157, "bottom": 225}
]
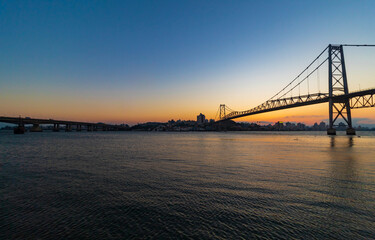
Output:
[{"left": 1, "top": 0, "right": 375, "bottom": 125}]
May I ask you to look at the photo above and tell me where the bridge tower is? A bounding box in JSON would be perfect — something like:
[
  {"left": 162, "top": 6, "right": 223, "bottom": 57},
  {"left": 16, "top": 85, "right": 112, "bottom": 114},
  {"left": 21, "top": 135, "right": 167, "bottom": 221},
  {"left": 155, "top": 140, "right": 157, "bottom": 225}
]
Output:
[
  {"left": 219, "top": 104, "right": 226, "bottom": 120},
  {"left": 327, "top": 44, "right": 355, "bottom": 135}
]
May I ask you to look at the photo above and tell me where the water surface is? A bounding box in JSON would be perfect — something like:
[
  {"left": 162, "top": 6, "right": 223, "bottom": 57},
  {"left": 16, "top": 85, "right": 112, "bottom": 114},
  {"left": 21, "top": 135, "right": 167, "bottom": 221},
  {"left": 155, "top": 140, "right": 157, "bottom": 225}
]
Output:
[{"left": 1, "top": 131, "right": 374, "bottom": 239}]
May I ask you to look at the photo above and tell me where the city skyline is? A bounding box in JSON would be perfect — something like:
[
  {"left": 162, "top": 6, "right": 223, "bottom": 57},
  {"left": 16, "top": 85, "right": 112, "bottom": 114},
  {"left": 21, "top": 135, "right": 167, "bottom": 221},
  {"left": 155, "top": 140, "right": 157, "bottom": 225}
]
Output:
[{"left": 1, "top": 1, "right": 375, "bottom": 125}]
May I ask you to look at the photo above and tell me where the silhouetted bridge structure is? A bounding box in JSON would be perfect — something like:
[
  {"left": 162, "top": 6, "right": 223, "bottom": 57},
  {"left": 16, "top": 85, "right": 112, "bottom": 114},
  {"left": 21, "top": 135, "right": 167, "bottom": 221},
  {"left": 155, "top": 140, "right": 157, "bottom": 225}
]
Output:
[
  {"left": 217, "top": 44, "right": 375, "bottom": 135},
  {"left": 0, "top": 116, "right": 125, "bottom": 134}
]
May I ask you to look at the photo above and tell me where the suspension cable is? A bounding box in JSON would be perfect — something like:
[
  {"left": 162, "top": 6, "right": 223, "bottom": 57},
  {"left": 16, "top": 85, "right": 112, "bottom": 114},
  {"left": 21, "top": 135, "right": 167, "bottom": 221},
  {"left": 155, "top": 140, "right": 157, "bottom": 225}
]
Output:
[
  {"left": 307, "top": 68, "right": 310, "bottom": 95},
  {"left": 225, "top": 106, "right": 236, "bottom": 113},
  {"left": 214, "top": 106, "right": 220, "bottom": 121},
  {"left": 278, "top": 57, "right": 328, "bottom": 99},
  {"left": 268, "top": 46, "right": 329, "bottom": 100},
  {"left": 317, "top": 57, "right": 320, "bottom": 93}
]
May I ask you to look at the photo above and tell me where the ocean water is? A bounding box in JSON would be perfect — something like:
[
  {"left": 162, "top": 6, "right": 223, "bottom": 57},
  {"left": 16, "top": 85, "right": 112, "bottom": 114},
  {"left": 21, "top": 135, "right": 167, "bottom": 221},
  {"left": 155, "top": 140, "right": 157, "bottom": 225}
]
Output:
[{"left": 1, "top": 131, "right": 375, "bottom": 239}]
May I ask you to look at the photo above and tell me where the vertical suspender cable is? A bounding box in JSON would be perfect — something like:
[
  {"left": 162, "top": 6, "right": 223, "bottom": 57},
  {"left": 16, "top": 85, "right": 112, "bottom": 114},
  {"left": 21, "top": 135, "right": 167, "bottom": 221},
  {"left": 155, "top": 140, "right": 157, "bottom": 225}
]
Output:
[
  {"left": 307, "top": 68, "right": 310, "bottom": 95},
  {"left": 317, "top": 58, "right": 320, "bottom": 93}
]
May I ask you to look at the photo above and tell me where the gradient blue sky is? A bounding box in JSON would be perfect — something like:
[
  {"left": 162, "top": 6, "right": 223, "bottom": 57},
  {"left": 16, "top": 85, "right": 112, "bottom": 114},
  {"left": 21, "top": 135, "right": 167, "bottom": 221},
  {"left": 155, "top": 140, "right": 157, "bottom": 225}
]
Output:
[{"left": 1, "top": 0, "right": 375, "bottom": 124}]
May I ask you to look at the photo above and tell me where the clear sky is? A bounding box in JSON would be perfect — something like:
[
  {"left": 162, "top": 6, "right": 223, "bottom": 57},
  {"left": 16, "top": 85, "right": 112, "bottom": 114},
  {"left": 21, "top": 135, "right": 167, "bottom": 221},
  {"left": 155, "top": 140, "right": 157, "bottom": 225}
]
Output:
[{"left": 1, "top": 0, "right": 375, "bottom": 125}]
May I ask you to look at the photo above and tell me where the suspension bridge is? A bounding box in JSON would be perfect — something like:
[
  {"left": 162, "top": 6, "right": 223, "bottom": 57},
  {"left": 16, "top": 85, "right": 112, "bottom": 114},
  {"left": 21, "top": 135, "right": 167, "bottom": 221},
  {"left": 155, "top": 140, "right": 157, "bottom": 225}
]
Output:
[{"left": 215, "top": 44, "right": 375, "bottom": 135}]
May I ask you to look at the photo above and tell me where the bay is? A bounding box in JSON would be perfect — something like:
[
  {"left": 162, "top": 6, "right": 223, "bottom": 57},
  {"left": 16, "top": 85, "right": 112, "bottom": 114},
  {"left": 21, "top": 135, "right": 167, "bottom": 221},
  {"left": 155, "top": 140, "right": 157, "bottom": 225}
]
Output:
[{"left": 1, "top": 131, "right": 375, "bottom": 239}]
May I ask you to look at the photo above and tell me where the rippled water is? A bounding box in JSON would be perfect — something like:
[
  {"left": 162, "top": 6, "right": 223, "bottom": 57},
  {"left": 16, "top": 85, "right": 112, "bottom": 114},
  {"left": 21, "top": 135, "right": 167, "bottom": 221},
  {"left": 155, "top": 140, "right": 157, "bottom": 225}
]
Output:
[{"left": 1, "top": 131, "right": 375, "bottom": 239}]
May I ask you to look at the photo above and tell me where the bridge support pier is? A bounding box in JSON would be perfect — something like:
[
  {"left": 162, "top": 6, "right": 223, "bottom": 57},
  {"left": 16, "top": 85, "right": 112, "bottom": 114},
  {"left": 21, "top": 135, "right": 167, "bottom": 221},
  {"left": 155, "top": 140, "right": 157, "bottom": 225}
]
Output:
[
  {"left": 53, "top": 123, "right": 60, "bottom": 132},
  {"left": 14, "top": 124, "right": 25, "bottom": 134},
  {"left": 327, "top": 128, "right": 336, "bottom": 135},
  {"left": 346, "top": 127, "right": 356, "bottom": 135},
  {"left": 13, "top": 117, "right": 26, "bottom": 134},
  {"left": 76, "top": 124, "right": 82, "bottom": 132},
  {"left": 30, "top": 124, "right": 43, "bottom": 132},
  {"left": 65, "top": 124, "right": 72, "bottom": 132},
  {"left": 87, "top": 125, "right": 93, "bottom": 131}
]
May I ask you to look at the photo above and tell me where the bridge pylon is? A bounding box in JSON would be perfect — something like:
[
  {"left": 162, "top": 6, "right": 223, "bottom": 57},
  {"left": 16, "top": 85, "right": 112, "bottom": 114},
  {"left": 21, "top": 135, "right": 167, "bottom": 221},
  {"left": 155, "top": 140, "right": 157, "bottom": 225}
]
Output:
[
  {"left": 327, "top": 44, "right": 355, "bottom": 135},
  {"left": 219, "top": 104, "right": 226, "bottom": 121}
]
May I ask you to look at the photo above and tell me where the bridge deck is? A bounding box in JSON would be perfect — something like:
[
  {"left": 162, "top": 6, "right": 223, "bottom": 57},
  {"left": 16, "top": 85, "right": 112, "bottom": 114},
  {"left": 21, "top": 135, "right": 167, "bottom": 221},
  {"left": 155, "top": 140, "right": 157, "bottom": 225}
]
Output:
[
  {"left": 0, "top": 116, "right": 114, "bottom": 126},
  {"left": 221, "top": 88, "right": 375, "bottom": 121}
]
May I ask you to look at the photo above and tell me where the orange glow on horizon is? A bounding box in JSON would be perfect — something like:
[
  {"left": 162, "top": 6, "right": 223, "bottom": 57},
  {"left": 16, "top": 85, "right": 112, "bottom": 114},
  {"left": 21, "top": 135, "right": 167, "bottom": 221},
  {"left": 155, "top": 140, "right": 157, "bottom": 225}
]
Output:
[{"left": 2, "top": 94, "right": 375, "bottom": 126}]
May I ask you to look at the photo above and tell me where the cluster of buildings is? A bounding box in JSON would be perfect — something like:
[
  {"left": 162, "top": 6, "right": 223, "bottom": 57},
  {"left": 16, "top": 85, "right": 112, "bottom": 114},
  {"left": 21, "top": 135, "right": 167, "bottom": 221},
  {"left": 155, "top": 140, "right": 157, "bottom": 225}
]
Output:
[
  {"left": 130, "top": 119, "right": 203, "bottom": 131},
  {"left": 130, "top": 113, "right": 213, "bottom": 131},
  {"left": 128, "top": 112, "right": 342, "bottom": 132},
  {"left": 265, "top": 121, "right": 325, "bottom": 131},
  {"left": 222, "top": 121, "right": 323, "bottom": 131},
  {"left": 128, "top": 119, "right": 331, "bottom": 132},
  {"left": 196, "top": 113, "right": 214, "bottom": 125}
]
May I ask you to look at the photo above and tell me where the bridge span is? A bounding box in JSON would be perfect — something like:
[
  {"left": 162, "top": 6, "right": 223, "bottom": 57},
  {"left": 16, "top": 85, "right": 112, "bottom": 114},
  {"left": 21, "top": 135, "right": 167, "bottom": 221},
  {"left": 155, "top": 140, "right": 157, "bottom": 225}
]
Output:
[
  {"left": 0, "top": 116, "right": 125, "bottom": 134},
  {"left": 217, "top": 44, "right": 375, "bottom": 135},
  {"left": 221, "top": 89, "right": 375, "bottom": 121}
]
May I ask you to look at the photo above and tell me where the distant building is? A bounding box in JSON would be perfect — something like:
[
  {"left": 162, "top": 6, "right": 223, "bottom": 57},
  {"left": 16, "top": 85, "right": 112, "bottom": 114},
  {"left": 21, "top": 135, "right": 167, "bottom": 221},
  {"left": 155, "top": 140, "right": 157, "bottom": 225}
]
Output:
[
  {"left": 197, "top": 113, "right": 205, "bottom": 124},
  {"left": 319, "top": 121, "right": 327, "bottom": 130},
  {"left": 274, "top": 121, "right": 284, "bottom": 130}
]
